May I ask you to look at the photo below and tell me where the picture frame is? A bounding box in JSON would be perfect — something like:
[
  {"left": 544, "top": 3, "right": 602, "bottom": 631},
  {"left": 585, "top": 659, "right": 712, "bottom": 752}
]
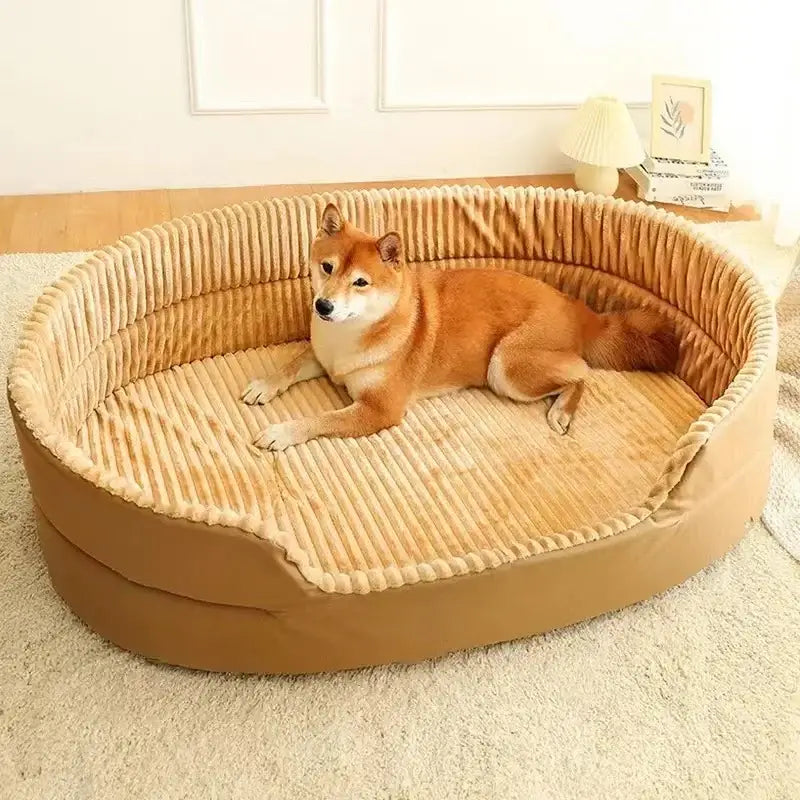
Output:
[{"left": 650, "top": 75, "right": 712, "bottom": 163}]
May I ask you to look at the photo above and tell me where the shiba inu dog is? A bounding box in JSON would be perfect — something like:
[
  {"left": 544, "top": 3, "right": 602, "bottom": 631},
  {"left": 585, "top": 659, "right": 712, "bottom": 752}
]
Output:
[{"left": 242, "top": 203, "right": 678, "bottom": 451}]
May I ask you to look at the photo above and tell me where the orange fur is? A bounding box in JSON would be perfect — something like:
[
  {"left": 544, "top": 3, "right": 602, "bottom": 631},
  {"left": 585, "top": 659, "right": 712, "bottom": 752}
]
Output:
[
  {"left": 244, "top": 204, "right": 679, "bottom": 450},
  {"left": 582, "top": 308, "right": 679, "bottom": 372}
]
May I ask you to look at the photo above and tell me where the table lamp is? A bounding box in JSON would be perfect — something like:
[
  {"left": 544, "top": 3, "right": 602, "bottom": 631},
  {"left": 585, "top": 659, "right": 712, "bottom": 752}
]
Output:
[{"left": 558, "top": 95, "right": 645, "bottom": 196}]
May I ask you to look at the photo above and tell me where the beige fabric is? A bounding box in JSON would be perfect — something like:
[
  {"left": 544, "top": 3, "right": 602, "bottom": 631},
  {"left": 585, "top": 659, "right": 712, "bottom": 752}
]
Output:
[
  {"left": 77, "top": 345, "right": 702, "bottom": 582},
  {"left": 694, "top": 219, "right": 800, "bottom": 557},
  {"left": 8, "top": 187, "right": 776, "bottom": 594},
  {"left": 2, "top": 240, "right": 797, "bottom": 798}
]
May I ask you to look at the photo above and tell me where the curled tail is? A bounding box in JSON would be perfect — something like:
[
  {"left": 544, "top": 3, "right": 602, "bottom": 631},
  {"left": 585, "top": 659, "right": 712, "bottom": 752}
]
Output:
[{"left": 582, "top": 308, "right": 678, "bottom": 372}]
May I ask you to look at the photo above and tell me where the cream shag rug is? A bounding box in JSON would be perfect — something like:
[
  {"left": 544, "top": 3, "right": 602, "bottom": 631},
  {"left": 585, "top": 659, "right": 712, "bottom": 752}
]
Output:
[
  {"left": 1, "top": 228, "right": 799, "bottom": 800},
  {"left": 762, "top": 256, "right": 800, "bottom": 558}
]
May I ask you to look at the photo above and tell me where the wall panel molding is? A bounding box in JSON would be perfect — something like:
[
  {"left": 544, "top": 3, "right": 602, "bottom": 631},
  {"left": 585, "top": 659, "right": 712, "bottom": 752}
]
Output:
[
  {"left": 185, "top": 0, "right": 327, "bottom": 115},
  {"left": 377, "top": 0, "right": 649, "bottom": 112}
]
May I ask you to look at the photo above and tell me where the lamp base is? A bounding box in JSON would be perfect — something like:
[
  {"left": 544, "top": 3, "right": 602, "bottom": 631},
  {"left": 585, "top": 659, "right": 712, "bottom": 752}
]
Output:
[{"left": 573, "top": 163, "right": 619, "bottom": 196}]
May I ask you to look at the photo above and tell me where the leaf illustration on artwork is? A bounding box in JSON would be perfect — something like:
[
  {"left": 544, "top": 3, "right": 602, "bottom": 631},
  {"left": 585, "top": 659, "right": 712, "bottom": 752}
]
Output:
[{"left": 659, "top": 95, "right": 690, "bottom": 140}]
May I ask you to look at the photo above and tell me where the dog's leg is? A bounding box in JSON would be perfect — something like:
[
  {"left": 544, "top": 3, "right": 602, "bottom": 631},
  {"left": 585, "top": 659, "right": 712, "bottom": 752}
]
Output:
[
  {"left": 488, "top": 335, "right": 589, "bottom": 435},
  {"left": 253, "top": 402, "right": 401, "bottom": 451},
  {"left": 241, "top": 344, "right": 324, "bottom": 405},
  {"left": 544, "top": 379, "right": 586, "bottom": 435}
]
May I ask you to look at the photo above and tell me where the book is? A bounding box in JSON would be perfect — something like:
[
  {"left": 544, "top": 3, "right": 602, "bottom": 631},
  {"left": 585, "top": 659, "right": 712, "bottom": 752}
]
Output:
[
  {"left": 627, "top": 145, "right": 733, "bottom": 211},
  {"left": 641, "top": 148, "right": 730, "bottom": 179},
  {"left": 625, "top": 165, "right": 727, "bottom": 196},
  {"left": 633, "top": 184, "right": 731, "bottom": 212}
]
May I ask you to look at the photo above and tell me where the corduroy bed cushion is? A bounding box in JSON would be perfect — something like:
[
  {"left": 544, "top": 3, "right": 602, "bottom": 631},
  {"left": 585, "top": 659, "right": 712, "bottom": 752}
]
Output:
[{"left": 9, "top": 186, "right": 778, "bottom": 674}]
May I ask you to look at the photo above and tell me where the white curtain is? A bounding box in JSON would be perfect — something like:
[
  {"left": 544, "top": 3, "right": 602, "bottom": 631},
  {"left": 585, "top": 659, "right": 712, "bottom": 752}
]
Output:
[{"left": 712, "top": 10, "right": 800, "bottom": 248}]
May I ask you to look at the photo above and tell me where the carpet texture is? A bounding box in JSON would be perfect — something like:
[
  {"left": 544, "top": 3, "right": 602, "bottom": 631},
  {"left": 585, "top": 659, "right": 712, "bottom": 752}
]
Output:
[
  {"left": 1, "top": 230, "right": 798, "bottom": 799},
  {"left": 762, "top": 255, "right": 800, "bottom": 558}
]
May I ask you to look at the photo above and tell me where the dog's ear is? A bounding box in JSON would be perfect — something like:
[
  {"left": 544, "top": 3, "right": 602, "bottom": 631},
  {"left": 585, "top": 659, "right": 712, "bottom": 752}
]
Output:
[
  {"left": 376, "top": 232, "right": 403, "bottom": 267},
  {"left": 319, "top": 203, "right": 344, "bottom": 236}
]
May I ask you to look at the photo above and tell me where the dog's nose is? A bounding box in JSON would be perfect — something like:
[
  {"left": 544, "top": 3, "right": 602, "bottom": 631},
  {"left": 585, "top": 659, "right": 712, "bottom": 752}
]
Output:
[{"left": 315, "top": 297, "right": 334, "bottom": 317}]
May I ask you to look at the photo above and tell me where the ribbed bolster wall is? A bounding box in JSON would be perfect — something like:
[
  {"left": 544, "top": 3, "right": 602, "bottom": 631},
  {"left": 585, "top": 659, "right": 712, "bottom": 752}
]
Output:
[{"left": 8, "top": 187, "right": 777, "bottom": 595}]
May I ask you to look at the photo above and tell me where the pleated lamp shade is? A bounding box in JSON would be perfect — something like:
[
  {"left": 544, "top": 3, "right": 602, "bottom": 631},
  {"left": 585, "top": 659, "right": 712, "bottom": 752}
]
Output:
[
  {"left": 558, "top": 96, "right": 645, "bottom": 196},
  {"left": 559, "top": 96, "right": 645, "bottom": 167}
]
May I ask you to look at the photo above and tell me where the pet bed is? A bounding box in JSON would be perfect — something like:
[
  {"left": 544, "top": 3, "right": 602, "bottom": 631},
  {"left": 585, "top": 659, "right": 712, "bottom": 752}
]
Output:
[{"left": 9, "top": 186, "right": 777, "bottom": 674}]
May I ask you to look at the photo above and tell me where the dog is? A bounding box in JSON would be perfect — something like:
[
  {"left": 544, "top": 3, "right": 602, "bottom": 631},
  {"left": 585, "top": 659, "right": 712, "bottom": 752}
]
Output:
[{"left": 242, "top": 203, "right": 678, "bottom": 451}]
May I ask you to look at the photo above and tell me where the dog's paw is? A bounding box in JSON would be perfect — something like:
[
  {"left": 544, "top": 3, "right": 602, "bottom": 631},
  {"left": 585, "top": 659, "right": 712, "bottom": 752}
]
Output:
[
  {"left": 253, "top": 421, "right": 305, "bottom": 451},
  {"left": 546, "top": 403, "right": 572, "bottom": 435},
  {"left": 241, "top": 378, "right": 279, "bottom": 406}
]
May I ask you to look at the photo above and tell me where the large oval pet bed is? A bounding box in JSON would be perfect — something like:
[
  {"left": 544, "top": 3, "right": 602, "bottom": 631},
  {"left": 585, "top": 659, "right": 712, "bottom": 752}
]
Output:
[{"left": 9, "top": 186, "right": 777, "bottom": 674}]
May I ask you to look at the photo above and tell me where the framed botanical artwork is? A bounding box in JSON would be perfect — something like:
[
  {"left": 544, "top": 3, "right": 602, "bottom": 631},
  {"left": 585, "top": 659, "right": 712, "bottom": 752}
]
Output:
[{"left": 650, "top": 75, "right": 712, "bottom": 163}]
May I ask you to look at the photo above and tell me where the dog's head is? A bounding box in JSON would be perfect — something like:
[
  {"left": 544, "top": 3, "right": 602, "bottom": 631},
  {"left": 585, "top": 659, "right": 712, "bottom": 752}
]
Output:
[{"left": 309, "top": 204, "right": 405, "bottom": 324}]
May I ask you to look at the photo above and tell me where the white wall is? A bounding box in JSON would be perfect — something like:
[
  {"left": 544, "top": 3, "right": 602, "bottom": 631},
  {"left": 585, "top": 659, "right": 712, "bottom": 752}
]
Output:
[{"left": 0, "top": 0, "right": 783, "bottom": 195}]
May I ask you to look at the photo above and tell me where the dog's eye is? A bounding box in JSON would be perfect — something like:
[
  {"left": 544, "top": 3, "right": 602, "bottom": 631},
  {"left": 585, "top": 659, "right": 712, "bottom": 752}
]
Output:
[
  {"left": 353, "top": 277, "right": 369, "bottom": 287},
  {"left": 321, "top": 261, "right": 333, "bottom": 275}
]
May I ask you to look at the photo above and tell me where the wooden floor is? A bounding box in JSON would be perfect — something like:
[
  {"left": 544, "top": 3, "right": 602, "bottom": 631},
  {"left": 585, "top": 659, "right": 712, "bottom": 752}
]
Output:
[{"left": 1, "top": 172, "right": 757, "bottom": 253}]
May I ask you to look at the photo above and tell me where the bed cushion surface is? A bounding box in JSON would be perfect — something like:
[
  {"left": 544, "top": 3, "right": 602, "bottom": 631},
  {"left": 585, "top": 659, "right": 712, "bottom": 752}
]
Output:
[{"left": 76, "top": 343, "right": 704, "bottom": 589}]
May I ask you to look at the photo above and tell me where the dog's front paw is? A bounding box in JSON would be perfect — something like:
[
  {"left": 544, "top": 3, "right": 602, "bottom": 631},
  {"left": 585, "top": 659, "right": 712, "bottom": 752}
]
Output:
[
  {"left": 253, "top": 421, "right": 306, "bottom": 451},
  {"left": 546, "top": 402, "right": 572, "bottom": 435},
  {"left": 241, "top": 378, "right": 280, "bottom": 406}
]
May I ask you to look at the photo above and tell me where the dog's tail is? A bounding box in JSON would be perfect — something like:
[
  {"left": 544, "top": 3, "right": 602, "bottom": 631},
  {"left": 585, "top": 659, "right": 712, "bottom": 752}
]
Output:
[{"left": 582, "top": 307, "right": 679, "bottom": 372}]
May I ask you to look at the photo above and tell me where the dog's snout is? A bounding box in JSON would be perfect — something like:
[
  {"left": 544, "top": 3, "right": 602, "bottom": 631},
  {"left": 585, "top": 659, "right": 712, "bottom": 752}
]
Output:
[{"left": 315, "top": 297, "right": 334, "bottom": 317}]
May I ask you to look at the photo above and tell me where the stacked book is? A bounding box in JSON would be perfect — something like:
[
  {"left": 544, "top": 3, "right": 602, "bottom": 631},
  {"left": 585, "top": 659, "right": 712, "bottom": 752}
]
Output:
[{"left": 625, "top": 150, "right": 731, "bottom": 211}]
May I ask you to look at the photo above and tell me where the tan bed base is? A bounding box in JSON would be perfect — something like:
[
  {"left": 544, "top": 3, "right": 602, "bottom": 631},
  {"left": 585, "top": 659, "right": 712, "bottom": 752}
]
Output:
[{"left": 15, "top": 369, "right": 774, "bottom": 674}]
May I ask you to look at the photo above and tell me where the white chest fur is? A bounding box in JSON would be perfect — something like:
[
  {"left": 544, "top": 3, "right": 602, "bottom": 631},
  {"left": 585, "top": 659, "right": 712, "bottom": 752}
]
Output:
[
  {"left": 310, "top": 314, "right": 381, "bottom": 391},
  {"left": 311, "top": 315, "right": 357, "bottom": 378}
]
